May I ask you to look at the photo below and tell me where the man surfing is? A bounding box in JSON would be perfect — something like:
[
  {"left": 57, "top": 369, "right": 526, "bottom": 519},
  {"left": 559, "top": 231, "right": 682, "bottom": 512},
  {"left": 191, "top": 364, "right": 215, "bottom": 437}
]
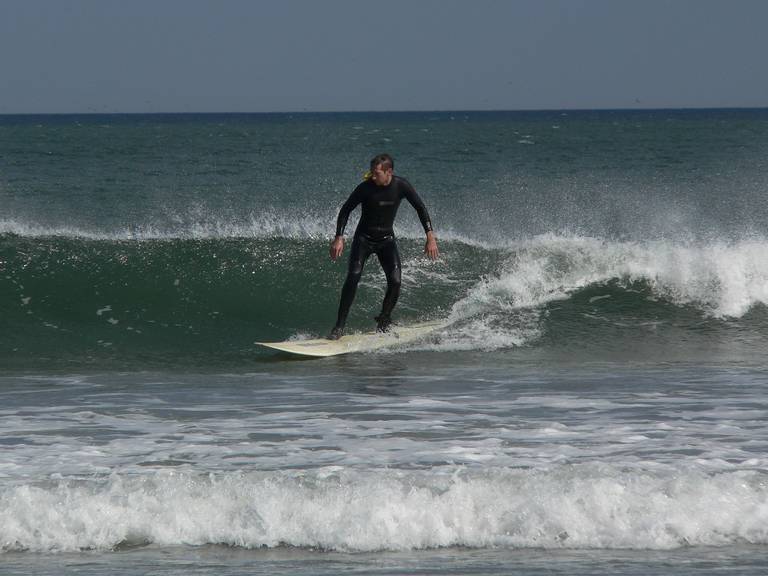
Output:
[{"left": 328, "top": 153, "right": 438, "bottom": 340}]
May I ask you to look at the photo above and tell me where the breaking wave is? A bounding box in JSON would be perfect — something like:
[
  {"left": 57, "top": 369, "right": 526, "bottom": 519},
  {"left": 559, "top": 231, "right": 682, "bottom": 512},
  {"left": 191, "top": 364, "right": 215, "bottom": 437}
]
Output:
[
  {"left": 1, "top": 226, "right": 766, "bottom": 368},
  {"left": 3, "top": 466, "right": 768, "bottom": 553}
]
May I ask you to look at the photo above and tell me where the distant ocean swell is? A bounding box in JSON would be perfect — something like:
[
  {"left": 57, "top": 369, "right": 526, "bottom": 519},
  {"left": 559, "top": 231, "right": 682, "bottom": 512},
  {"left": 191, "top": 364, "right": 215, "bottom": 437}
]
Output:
[
  {"left": 1, "top": 227, "right": 766, "bottom": 366},
  {"left": 3, "top": 466, "right": 768, "bottom": 553}
]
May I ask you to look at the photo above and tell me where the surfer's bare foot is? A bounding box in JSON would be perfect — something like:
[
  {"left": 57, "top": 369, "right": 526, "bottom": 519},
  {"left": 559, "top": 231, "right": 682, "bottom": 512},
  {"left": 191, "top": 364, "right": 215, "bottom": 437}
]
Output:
[
  {"left": 328, "top": 326, "right": 344, "bottom": 340},
  {"left": 375, "top": 315, "right": 392, "bottom": 333}
]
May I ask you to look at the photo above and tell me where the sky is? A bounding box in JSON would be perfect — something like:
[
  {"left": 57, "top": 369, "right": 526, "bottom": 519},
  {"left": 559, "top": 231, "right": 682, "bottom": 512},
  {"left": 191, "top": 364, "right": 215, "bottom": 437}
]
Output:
[{"left": 1, "top": 0, "right": 767, "bottom": 113}]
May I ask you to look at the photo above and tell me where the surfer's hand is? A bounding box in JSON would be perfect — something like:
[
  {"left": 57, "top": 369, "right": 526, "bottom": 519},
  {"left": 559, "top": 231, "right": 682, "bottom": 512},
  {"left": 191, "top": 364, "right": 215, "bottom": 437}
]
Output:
[
  {"left": 330, "top": 236, "right": 345, "bottom": 261},
  {"left": 424, "top": 232, "right": 439, "bottom": 260}
]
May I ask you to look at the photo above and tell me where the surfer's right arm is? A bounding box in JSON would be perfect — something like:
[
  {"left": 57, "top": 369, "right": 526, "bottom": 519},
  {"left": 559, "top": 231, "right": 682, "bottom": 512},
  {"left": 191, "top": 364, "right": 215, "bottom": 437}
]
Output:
[
  {"left": 329, "top": 236, "right": 345, "bottom": 261},
  {"left": 330, "top": 186, "right": 363, "bottom": 261}
]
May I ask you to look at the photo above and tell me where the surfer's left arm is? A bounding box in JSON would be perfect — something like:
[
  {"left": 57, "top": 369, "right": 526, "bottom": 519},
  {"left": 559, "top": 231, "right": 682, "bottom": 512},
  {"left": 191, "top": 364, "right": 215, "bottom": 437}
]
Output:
[{"left": 402, "top": 179, "right": 439, "bottom": 260}]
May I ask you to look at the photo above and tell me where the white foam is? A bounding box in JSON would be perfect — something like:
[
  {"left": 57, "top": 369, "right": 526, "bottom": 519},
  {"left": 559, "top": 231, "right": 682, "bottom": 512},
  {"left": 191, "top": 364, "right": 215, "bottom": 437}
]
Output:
[
  {"left": 425, "top": 234, "right": 768, "bottom": 350},
  {"left": 514, "top": 234, "right": 768, "bottom": 316},
  {"left": 2, "top": 466, "right": 767, "bottom": 553}
]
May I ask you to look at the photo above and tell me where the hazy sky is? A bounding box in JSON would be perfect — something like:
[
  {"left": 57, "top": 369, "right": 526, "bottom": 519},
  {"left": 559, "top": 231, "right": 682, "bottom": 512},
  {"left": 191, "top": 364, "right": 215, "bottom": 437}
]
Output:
[{"left": 2, "top": 0, "right": 767, "bottom": 113}]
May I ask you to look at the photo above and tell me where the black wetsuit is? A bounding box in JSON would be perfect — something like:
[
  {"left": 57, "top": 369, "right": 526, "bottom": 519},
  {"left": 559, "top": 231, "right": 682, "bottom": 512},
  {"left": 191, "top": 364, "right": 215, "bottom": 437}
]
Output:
[{"left": 333, "top": 176, "right": 433, "bottom": 330}]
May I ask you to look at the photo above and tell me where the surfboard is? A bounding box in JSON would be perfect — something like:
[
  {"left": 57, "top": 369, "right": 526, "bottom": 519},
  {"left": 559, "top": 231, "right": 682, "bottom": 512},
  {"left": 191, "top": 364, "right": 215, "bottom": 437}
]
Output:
[{"left": 257, "top": 320, "right": 444, "bottom": 357}]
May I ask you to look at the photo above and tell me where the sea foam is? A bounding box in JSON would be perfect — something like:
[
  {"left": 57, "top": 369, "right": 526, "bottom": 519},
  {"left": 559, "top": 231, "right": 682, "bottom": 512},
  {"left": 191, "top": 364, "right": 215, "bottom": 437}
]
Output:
[
  {"left": 410, "top": 234, "right": 767, "bottom": 352},
  {"left": 2, "top": 466, "right": 767, "bottom": 553},
  {"left": 450, "top": 234, "right": 768, "bottom": 321}
]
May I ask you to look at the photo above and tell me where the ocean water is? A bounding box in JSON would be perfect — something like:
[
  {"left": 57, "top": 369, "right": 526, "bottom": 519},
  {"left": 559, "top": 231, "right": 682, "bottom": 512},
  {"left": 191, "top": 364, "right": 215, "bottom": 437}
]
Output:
[{"left": 1, "top": 110, "right": 767, "bottom": 575}]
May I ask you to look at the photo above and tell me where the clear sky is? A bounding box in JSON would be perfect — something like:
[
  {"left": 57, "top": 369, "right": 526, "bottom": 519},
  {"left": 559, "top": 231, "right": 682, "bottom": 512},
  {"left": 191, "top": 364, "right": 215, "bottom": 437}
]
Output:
[{"left": 2, "top": 0, "right": 767, "bottom": 113}]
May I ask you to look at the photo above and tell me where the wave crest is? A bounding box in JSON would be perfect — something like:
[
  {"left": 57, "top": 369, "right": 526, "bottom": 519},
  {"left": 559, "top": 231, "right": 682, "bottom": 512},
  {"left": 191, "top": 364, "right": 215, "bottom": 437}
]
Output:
[{"left": 451, "top": 234, "right": 768, "bottom": 321}]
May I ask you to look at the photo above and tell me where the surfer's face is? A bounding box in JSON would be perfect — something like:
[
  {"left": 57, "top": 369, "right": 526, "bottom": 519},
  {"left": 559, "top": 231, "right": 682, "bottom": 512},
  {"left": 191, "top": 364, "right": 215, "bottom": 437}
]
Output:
[{"left": 371, "top": 164, "right": 393, "bottom": 186}]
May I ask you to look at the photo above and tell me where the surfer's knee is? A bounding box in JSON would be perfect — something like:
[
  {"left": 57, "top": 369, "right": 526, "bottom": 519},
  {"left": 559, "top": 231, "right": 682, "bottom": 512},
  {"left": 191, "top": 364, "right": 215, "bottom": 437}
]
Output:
[
  {"left": 346, "top": 254, "right": 365, "bottom": 278},
  {"left": 386, "top": 266, "right": 401, "bottom": 288},
  {"left": 345, "top": 266, "right": 363, "bottom": 287}
]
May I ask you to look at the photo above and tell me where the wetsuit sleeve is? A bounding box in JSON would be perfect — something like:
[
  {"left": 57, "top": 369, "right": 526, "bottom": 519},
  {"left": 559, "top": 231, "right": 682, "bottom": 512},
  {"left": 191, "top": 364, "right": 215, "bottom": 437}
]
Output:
[
  {"left": 401, "top": 179, "right": 433, "bottom": 233},
  {"left": 334, "top": 186, "right": 363, "bottom": 237}
]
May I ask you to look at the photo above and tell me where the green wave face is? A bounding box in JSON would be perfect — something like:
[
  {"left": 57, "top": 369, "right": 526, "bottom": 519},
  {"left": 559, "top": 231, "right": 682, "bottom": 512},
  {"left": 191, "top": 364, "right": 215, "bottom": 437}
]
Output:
[
  {"left": 1, "top": 236, "right": 342, "bottom": 369},
  {"left": 0, "top": 235, "right": 486, "bottom": 370}
]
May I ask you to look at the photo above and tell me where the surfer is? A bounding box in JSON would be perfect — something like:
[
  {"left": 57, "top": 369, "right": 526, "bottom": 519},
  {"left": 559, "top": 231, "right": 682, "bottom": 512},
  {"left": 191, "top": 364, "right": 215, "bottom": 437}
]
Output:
[{"left": 328, "top": 154, "right": 438, "bottom": 340}]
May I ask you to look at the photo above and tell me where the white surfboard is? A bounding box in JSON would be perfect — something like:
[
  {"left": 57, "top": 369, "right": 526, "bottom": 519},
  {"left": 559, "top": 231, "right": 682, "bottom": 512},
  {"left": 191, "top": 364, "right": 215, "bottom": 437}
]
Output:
[{"left": 257, "top": 320, "right": 444, "bottom": 357}]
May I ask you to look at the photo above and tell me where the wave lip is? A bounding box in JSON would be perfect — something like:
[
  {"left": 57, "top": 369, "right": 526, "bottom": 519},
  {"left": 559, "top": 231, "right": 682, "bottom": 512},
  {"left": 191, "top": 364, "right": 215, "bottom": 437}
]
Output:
[
  {"left": 0, "top": 212, "right": 333, "bottom": 241},
  {"left": 483, "top": 234, "right": 768, "bottom": 319},
  {"left": 3, "top": 466, "right": 768, "bottom": 553}
]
